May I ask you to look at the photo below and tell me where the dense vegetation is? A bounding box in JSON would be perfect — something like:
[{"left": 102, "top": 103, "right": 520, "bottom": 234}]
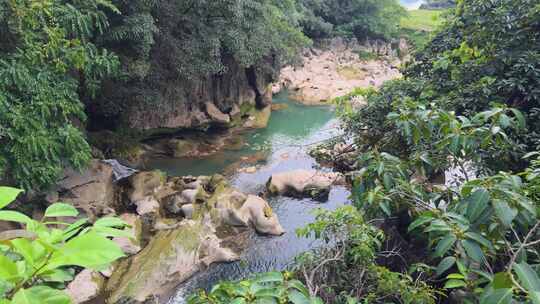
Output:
[
  {"left": 399, "top": 9, "right": 443, "bottom": 49},
  {"left": 0, "top": 0, "right": 408, "bottom": 191},
  {"left": 0, "top": 0, "right": 119, "bottom": 190},
  {"left": 298, "top": 0, "right": 406, "bottom": 40},
  {"left": 191, "top": 0, "right": 540, "bottom": 303},
  {"left": 320, "top": 0, "right": 540, "bottom": 302}
]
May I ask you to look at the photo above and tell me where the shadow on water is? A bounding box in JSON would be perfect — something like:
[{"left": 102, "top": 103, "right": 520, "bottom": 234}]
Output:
[{"left": 145, "top": 92, "right": 351, "bottom": 303}]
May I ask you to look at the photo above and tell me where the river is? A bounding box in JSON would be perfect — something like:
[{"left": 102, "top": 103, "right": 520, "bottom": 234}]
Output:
[{"left": 145, "top": 92, "right": 351, "bottom": 303}]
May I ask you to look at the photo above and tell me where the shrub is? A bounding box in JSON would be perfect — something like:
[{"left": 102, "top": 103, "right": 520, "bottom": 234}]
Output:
[{"left": 0, "top": 187, "right": 127, "bottom": 303}]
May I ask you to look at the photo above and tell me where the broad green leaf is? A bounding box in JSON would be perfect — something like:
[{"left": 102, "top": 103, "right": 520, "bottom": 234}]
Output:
[
  {"left": 465, "top": 189, "right": 489, "bottom": 222},
  {"left": 461, "top": 240, "right": 484, "bottom": 263},
  {"left": 510, "top": 108, "right": 526, "bottom": 130},
  {"left": 480, "top": 288, "right": 512, "bottom": 304},
  {"left": 465, "top": 232, "right": 493, "bottom": 249},
  {"left": 531, "top": 291, "right": 540, "bottom": 304},
  {"left": 12, "top": 286, "right": 70, "bottom": 304},
  {"left": 408, "top": 216, "right": 432, "bottom": 232},
  {"left": 0, "top": 254, "right": 18, "bottom": 282},
  {"left": 231, "top": 298, "right": 247, "bottom": 304},
  {"left": 288, "top": 290, "right": 310, "bottom": 304},
  {"left": 444, "top": 279, "right": 466, "bottom": 289},
  {"left": 62, "top": 218, "right": 88, "bottom": 240},
  {"left": 514, "top": 263, "right": 540, "bottom": 292},
  {"left": 92, "top": 226, "right": 131, "bottom": 238},
  {"left": 253, "top": 297, "right": 277, "bottom": 304},
  {"left": 492, "top": 272, "right": 513, "bottom": 289},
  {"left": 0, "top": 187, "right": 23, "bottom": 209},
  {"left": 434, "top": 235, "right": 456, "bottom": 257},
  {"left": 45, "top": 231, "right": 125, "bottom": 271},
  {"left": 436, "top": 256, "right": 456, "bottom": 277},
  {"left": 492, "top": 200, "right": 517, "bottom": 227},
  {"left": 0, "top": 211, "right": 32, "bottom": 225},
  {"left": 44, "top": 203, "right": 78, "bottom": 218},
  {"left": 254, "top": 288, "right": 281, "bottom": 298},
  {"left": 447, "top": 273, "right": 465, "bottom": 279},
  {"left": 10, "top": 238, "right": 39, "bottom": 267},
  {"left": 93, "top": 217, "right": 127, "bottom": 228},
  {"left": 288, "top": 279, "right": 310, "bottom": 295},
  {"left": 41, "top": 268, "right": 75, "bottom": 283},
  {"left": 310, "top": 298, "right": 324, "bottom": 304},
  {"left": 256, "top": 272, "right": 283, "bottom": 283}
]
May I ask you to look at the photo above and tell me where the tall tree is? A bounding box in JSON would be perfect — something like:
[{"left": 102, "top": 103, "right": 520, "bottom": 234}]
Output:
[{"left": 0, "top": 0, "right": 119, "bottom": 189}]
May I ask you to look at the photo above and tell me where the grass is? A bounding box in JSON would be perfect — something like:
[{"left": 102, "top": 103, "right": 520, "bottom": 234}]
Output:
[
  {"left": 337, "top": 66, "right": 366, "bottom": 80},
  {"left": 399, "top": 9, "right": 445, "bottom": 50},
  {"left": 356, "top": 50, "right": 379, "bottom": 61},
  {"left": 400, "top": 9, "right": 444, "bottom": 32}
]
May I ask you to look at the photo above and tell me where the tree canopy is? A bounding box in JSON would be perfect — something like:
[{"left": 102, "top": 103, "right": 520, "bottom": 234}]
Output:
[
  {"left": 298, "top": 0, "right": 407, "bottom": 40},
  {"left": 0, "top": 0, "right": 119, "bottom": 190}
]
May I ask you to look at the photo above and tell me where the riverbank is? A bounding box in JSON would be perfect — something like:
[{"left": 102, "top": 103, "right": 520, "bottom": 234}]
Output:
[{"left": 273, "top": 38, "right": 405, "bottom": 105}]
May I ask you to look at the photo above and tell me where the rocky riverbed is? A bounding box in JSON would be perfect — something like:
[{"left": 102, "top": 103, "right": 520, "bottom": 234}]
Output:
[
  {"left": 7, "top": 38, "right": 407, "bottom": 304},
  {"left": 273, "top": 38, "right": 406, "bottom": 105}
]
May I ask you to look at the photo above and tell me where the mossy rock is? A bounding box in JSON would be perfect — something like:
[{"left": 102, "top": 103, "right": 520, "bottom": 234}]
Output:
[
  {"left": 106, "top": 221, "right": 205, "bottom": 303},
  {"left": 168, "top": 138, "right": 199, "bottom": 158}
]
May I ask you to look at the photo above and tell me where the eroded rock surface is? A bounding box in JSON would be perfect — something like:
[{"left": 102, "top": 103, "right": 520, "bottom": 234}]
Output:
[
  {"left": 73, "top": 171, "right": 286, "bottom": 303},
  {"left": 66, "top": 269, "right": 105, "bottom": 304},
  {"left": 267, "top": 169, "right": 344, "bottom": 201},
  {"left": 274, "top": 38, "right": 404, "bottom": 105},
  {"left": 54, "top": 160, "right": 117, "bottom": 220}
]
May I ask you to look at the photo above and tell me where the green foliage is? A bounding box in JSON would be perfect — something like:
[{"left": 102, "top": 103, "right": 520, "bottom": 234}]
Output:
[
  {"left": 106, "top": 0, "right": 309, "bottom": 80},
  {"left": 298, "top": 0, "right": 407, "bottom": 40},
  {"left": 333, "top": 1, "right": 540, "bottom": 302},
  {"left": 294, "top": 206, "right": 437, "bottom": 303},
  {"left": 400, "top": 10, "right": 444, "bottom": 32},
  {"left": 187, "top": 271, "right": 321, "bottom": 304},
  {"left": 399, "top": 9, "right": 445, "bottom": 50},
  {"left": 405, "top": 0, "right": 540, "bottom": 155},
  {"left": 0, "top": 0, "right": 119, "bottom": 190},
  {"left": 0, "top": 187, "right": 127, "bottom": 303}
]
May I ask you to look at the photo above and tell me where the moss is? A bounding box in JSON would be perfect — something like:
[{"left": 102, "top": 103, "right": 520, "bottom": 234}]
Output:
[
  {"left": 249, "top": 106, "right": 271, "bottom": 129},
  {"left": 263, "top": 205, "right": 273, "bottom": 218},
  {"left": 169, "top": 139, "right": 199, "bottom": 158},
  {"left": 337, "top": 65, "right": 366, "bottom": 80},
  {"left": 106, "top": 221, "right": 205, "bottom": 302}
]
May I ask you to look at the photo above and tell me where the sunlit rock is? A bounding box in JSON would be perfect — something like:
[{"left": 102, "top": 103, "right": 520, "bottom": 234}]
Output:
[
  {"left": 267, "top": 169, "right": 344, "bottom": 201},
  {"left": 66, "top": 269, "right": 105, "bottom": 304}
]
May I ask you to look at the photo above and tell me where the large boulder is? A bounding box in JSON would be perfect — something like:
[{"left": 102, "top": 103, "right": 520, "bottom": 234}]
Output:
[
  {"left": 239, "top": 195, "right": 285, "bottom": 236},
  {"left": 267, "top": 170, "right": 344, "bottom": 201},
  {"left": 105, "top": 219, "right": 238, "bottom": 303},
  {"left": 65, "top": 269, "right": 105, "bottom": 304},
  {"left": 243, "top": 106, "right": 271, "bottom": 129},
  {"left": 128, "top": 171, "right": 164, "bottom": 203},
  {"left": 113, "top": 213, "right": 143, "bottom": 255},
  {"left": 55, "top": 160, "right": 117, "bottom": 220},
  {"left": 206, "top": 102, "right": 231, "bottom": 124},
  {"left": 215, "top": 191, "right": 285, "bottom": 236}
]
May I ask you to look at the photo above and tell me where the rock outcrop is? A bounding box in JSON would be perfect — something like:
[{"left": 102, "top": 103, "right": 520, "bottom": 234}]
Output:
[
  {"left": 105, "top": 218, "right": 238, "bottom": 303},
  {"left": 52, "top": 160, "right": 117, "bottom": 220},
  {"left": 95, "top": 58, "right": 274, "bottom": 132},
  {"left": 267, "top": 169, "right": 344, "bottom": 201},
  {"left": 66, "top": 269, "right": 105, "bottom": 304},
  {"left": 273, "top": 38, "right": 405, "bottom": 105},
  {"left": 73, "top": 170, "right": 285, "bottom": 303}
]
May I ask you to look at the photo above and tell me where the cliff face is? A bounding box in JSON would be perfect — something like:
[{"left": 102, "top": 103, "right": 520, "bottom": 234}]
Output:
[{"left": 92, "top": 57, "right": 274, "bottom": 132}]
